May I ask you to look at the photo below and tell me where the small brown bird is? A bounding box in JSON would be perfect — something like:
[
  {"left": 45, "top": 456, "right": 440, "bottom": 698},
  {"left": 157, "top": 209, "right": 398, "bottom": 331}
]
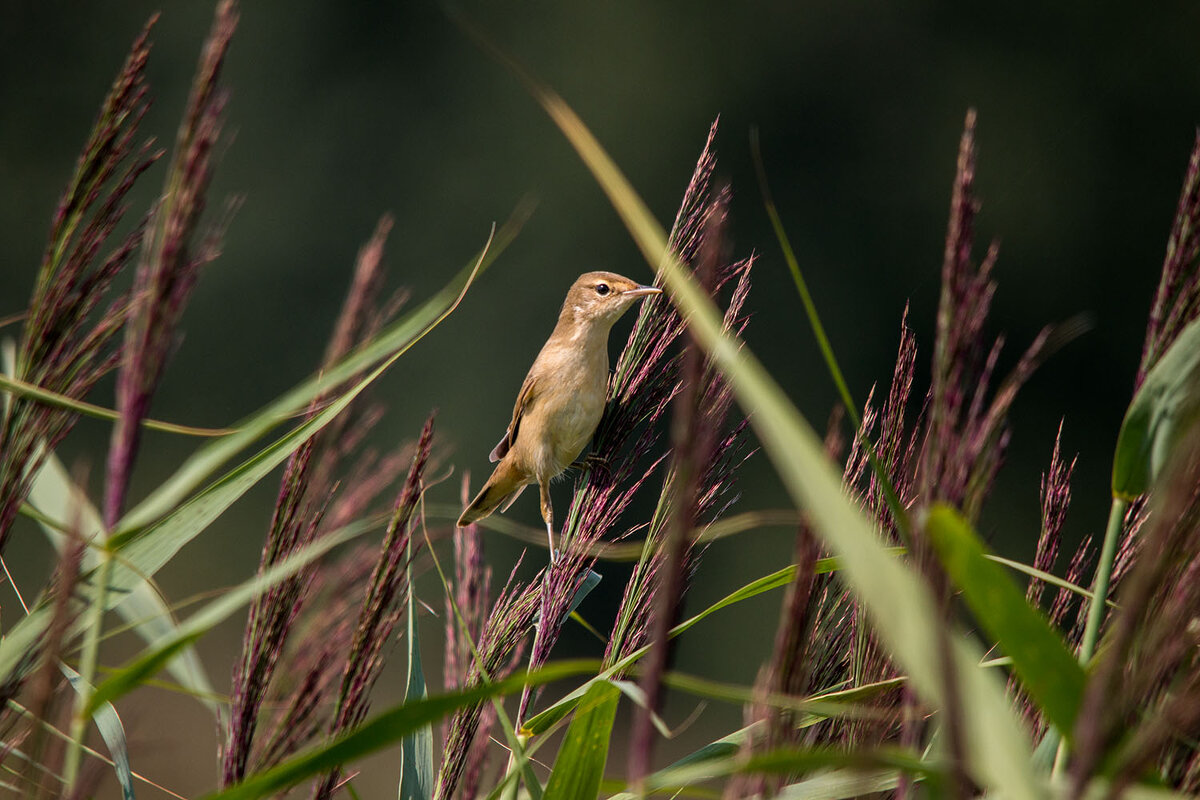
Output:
[{"left": 458, "top": 271, "right": 662, "bottom": 554}]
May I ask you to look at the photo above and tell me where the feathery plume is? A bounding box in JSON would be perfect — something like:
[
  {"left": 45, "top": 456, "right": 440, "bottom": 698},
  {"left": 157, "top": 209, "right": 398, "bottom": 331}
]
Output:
[
  {"left": 1027, "top": 422, "right": 1076, "bottom": 610},
  {"left": 1139, "top": 130, "right": 1200, "bottom": 386},
  {"left": 311, "top": 414, "right": 434, "bottom": 800},
  {"left": 435, "top": 562, "right": 542, "bottom": 800},
  {"left": 104, "top": 0, "right": 239, "bottom": 527},
  {"left": 222, "top": 214, "right": 410, "bottom": 785},
  {"left": 920, "top": 109, "right": 1053, "bottom": 522},
  {"left": 0, "top": 19, "right": 160, "bottom": 553}
]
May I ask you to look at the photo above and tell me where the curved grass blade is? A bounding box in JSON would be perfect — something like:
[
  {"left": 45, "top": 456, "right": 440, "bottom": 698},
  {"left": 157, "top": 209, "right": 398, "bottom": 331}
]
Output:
[
  {"left": 984, "top": 554, "right": 1113, "bottom": 607},
  {"left": 1113, "top": 315, "right": 1200, "bottom": 499},
  {"left": 625, "top": 746, "right": 933, "bottom": 795},
  {"left": 543, "top": 681, "right": 620, "bottom": 800},
  {"left": 84, "top": 517, "right": 374, "bottom": 716},
  {"left": 498, "top": 54, "right": 1044, "bottom": 798},
  {"left": 425, "top": 504, "right": 802, "bottom": 560},
  {"left": 521, "top": 552, "right": 898, "bottom": 736},
  {"left": 61, "top": 664, "right": 135, "bottom": 800},
  {"left": 925, "top": 504, "right": 1085, "bottom": 738},
  {"left": 116, "top": 215, "right": 519, "bottom": 536},
  {"left": 202, "top": 660, "right": 601, "bottom": 800},
  {"left": 0, "top": 372, "right": 232, "bottom": 436},
  {"left": 24, "top": 449, "right": 217, "bottom": 715}
]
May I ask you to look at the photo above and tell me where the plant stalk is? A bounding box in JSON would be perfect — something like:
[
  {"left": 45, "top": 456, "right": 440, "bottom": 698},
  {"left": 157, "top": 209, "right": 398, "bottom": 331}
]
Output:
[
  {"left": 1079, "top": 497, "right": 1127, "bottom": 665},
  {"left": 1051, "top": 497, "right": 1128, "bottom": 776}
]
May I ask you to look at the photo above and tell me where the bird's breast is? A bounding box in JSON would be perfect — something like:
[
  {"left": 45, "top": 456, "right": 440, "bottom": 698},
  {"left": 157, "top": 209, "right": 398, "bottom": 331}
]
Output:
[{"left": 520, "top": 340, "right": 608, "bottom": 480}]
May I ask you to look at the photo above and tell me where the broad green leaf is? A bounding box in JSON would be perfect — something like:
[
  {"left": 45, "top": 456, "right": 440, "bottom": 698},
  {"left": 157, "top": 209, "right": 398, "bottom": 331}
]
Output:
[
  {"left": 202, "top": 660, "right": 601, "bottom": 800},
  {"left": 520, "top": 70, "right": 1043, "bottom": 798},
  {"left": 84, "top": 518, "right": 373, "bottom": 716},
  {"left": 62, "top": 664, "right": 135, "bottom": 800},
  {"left": 1112, "top": 316, "right": 1200, "bottom": 499},
  {"left": 116, "top": 218, "right": 516, "bottom": 536},
  {"left": 25, "top": 450, "right": 217, "bottom": 715},
  {"left": 543, "top": 681, "right": 620, "bottom": 800},
  {"left": 925, "top": 504, "right": 1086, "bottom": 737}
]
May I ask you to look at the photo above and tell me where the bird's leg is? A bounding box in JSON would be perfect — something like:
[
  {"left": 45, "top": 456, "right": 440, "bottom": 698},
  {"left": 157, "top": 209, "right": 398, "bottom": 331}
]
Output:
[{"left": 539, "top": 480, "right": 557, "bottom": 561}]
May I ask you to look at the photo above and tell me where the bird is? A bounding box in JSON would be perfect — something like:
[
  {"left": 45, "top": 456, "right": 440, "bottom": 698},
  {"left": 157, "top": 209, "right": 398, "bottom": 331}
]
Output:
[{"left": 458, "top": 271, "right": 662, "bottom": 556}]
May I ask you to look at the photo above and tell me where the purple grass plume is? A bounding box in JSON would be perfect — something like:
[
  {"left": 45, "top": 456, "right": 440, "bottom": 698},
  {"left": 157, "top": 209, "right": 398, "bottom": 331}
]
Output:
[
  {"left": 311, "top": 414, "right": 434, "bottom": 800},
  {"left": 223, "top": 215, "right": 413, "bottom": 784},
  {"left": 514, "top": 121, "right": 754, "bottom": 737},
  {"left": 920, "top": 109, "right": 1054, "bottom": 523},
  {"left": 0, "top": 19, "right": 161, "bottom": 555},
  {"left": 435, "top": 559, "right": 543, "bottom": 800},
  {"left": 724, "top": 414, "right": 845, "bottom": 800},
  {"left": 105, "top": 0, "right": 240, "bottom": 529},
  {"left": 603, "top": 124, "right": 754, "bottom": 675},
  {"left": 628, "top": 195, "right": 730, "bottom": 785},
  {"left": 1139, "top": 130, "right": 1200, "bottom": 387},
  {"left": 1027, "top": 421, "right": 1076, "bottom": 610},
  {"left": 1099, "top": 131, "right": 1200, "bottom": 647},
  {"left": 437, "top": 475, "right": 496, "bottom": 799}
]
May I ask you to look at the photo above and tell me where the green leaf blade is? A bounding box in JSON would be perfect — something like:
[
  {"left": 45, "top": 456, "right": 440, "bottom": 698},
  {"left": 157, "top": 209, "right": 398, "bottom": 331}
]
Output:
[
  {"left": 203, "top": 660, "right": 601, "bottom": 800},
  {"left": 543, "top": 681, "right": 620, "bottom": 800}
]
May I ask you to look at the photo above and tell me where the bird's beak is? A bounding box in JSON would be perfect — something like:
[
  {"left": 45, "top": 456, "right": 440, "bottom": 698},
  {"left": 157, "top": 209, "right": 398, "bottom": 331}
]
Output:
[{"left": 622, "top": 285, "right": 663, "bottom": 298}]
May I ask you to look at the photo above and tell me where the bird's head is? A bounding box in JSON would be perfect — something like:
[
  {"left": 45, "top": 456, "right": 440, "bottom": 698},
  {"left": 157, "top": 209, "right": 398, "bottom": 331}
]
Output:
[{"left": 560, "top": 271, "right": 662, "bottom": 329}]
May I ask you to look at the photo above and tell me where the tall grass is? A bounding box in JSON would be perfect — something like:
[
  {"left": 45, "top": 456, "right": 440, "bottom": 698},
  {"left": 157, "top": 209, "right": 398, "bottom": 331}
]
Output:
[{"left": 3, "top": 4, "right": 1200, "bottom": 799}]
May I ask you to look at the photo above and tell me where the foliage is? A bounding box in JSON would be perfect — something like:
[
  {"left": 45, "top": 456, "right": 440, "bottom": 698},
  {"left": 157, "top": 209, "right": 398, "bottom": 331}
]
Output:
[{"left": 3, "top": 4, "right": 1200, "bottom": 799}]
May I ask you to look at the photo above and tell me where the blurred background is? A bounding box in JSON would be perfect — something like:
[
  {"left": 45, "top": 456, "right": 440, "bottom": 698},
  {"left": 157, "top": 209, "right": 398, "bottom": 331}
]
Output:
[{"left": 2, "top": 1, "right": 1200, "bottom": 796}]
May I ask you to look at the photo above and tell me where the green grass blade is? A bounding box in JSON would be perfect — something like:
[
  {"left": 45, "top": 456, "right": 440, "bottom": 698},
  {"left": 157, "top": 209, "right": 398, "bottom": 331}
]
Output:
[
  {"left": 773, "top": 768, "right": 902, "bottom": 799},
  {"left": 115, "top": 217, "right": 517, "bottom": 536},
  {"left": 202, "top": 660, "right": 601, "bottom": 800},
  {"left": 925, "top": 504, "right": 1086, "bottom": 737},
  {"left": 0, "top": 372, "right": 231, "bottom": 436},
  {"left": 543, "top": 681, "right": 620, "bottom": 800},
  {"left": 84, "top": 518, "right": 373, "bottom": 716},
  {"left": 622, "top": 746, "right": 931, "bottom": 795},
  {"left": 511, "top": 66, "right": 1043, "bottom": 798},
  {"left": 398, "top": 569, "right": 432, "bottom": 800},
  {"left": 61, "top": 664, "right": 135, "bottom": 800},
  {"left": 521, "top": 552, "right": 899, "bottom": 737},
  {"left": 1112, "top": 315, "right": 1200, "bottom": 499}
]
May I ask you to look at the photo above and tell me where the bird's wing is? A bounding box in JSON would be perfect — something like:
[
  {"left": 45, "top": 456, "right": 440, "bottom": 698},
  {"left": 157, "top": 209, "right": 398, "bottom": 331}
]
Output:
[{"left": 489, "top": 372, "right": 539, "bottom": 463}]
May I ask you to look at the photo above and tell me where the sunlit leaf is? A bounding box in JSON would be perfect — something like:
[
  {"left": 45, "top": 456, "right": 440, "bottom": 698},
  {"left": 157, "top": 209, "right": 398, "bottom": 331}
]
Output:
[
  {"left": 1112, "top": 316, "right": 1200, "bottom": 499},
  {"left": 543, "top": 681, "right": 620, "bottom": 800}
]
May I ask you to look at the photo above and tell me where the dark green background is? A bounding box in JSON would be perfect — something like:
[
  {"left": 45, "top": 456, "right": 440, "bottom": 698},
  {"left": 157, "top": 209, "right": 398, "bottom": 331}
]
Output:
[{"left": 2, "top": 2, "right": 1198, "bottom": 796}]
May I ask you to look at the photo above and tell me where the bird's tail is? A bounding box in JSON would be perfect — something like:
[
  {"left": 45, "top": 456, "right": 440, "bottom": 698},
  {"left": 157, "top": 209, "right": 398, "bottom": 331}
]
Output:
[{"left": 458, "top": 459, "right": 528, "bottom": 527}]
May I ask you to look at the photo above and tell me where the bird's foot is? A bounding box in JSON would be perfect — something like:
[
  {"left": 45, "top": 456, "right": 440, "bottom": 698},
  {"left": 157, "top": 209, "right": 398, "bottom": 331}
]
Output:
[{"left": 575, "top": 452, "right": 610, "bottom": 481}]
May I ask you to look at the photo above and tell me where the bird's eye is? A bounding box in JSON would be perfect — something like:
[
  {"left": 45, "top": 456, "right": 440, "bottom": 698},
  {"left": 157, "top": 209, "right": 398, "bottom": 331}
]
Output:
[{"left": 595, "top": 283, "right": 610, "bottom": 296}]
